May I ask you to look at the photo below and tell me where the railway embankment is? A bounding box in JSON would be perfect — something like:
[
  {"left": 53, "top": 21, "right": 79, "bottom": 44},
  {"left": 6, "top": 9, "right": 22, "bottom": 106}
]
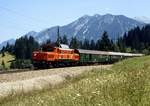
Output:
[{"left": 0, "top": 65, "right": 111, "bottom": 99}]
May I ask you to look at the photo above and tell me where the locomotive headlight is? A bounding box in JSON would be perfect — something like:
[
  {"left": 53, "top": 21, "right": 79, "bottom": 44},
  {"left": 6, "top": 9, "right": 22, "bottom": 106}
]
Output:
[{"left": 34, "top": 53, "right": 37, "bottom": 56}]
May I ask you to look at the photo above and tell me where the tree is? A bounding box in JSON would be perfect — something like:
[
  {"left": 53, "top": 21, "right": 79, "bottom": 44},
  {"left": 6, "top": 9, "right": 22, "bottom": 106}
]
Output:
[
  {"left": 26, "top": 36, "right": 39, "bottom": 59},
  {"left": 95, "top": 39, "right": 101, "bottom": 50},
  {"left": 1, "top": 46, "right": 6, "bottom": 53},
  {"left": 113, "top": 43, "right": 120, "bottom": 52},
  {"left": 90, "top": 40, "right": 96, "bottom": 50},
  {"left": 62, "top": 35, "right": 68, "bottom": 45},
  {"left": 69, "top": 37, "right": 79, "bottom": 49},
  {"left": 121, "top": 25, "right": 150, "bottom": 53},
  {"left": 55, "top": 26, "right": 63, "bottom": 47},
  {"left": 97, "top": 31, "right": 113, "bottom": 51},
  {"left": 0, "top": 43, "right": 14, "bottom": 54},
  {"left": 46, "top": 39, "right": 51, "bottom": 44},
  {"left": 10, "top": 59, "right": 33, "bottom": 69},
  {"left": 2, "top": 52, "right": 5, "bottom": 57},
  {"left": 14, "top": 36, "right": 39, "bottom": 59},
  {"left": 5, "top": 43, "right": 10, "bottom": 51},
  {"left": 1, "top": 60, "right": 5, "bottom": 68},
  {"left": 82, "top": 39, "right": 90, "bottom": 49},
  {"left": 117, "top": 37, "right": 126, "bottom": 52},
  {"left": 78, "top": 41, "right": 83, "bottom": 49}
]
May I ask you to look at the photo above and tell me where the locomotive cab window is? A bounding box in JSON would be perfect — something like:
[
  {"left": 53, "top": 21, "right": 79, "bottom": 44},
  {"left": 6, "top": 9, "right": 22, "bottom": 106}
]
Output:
[
  {"left": 47, "top": 48, "right": 54, "bottom": 52},
  {"left": 42, "top": 45, "right": 54, "bottom": 52},
  {"left": 74, "top": 49, "right": 79, "bottom": 54}
]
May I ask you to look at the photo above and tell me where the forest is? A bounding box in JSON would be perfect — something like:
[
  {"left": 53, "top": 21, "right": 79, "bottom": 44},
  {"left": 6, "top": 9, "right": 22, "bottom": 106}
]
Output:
[{"left": 1, "top": 24, "right": 150, "bottom": 69}]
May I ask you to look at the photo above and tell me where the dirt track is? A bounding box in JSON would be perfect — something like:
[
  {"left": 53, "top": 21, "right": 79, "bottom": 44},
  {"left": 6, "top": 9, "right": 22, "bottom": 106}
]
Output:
[{"left": 0, "top": 65, "right": 112, "bottom": 98}]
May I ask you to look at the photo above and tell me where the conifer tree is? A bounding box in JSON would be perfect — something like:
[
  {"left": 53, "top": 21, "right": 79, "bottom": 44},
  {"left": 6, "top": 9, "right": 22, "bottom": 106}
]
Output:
[
  {"left": 97, "top": 31, "right": 113, "bottom": 51},
  {"left": 117, "top": 37, "right": 126, "bottom": 52},
  {"left": 90, "top": 40, "right": 95, "bottom": 50},
  {"left": 55, "top": 26, "right": 62, "bottom": 47},
  {"left": 1, "top": 60, "right": 5, "bottom": 68},
  {"left": 14, "top": 36, "right": 39, "bottom": 59},
  {"left": 69, "top": 37, "right": 79, "bottom": 49},
  {"left": 82, "top": 39, "right": 90, "bottom": 49},
  {"left": 2, "top": 52, "right": 5, "bottom": 57},
  {"left": 62, "top": 35, "right": 68, "bottom": 45}
]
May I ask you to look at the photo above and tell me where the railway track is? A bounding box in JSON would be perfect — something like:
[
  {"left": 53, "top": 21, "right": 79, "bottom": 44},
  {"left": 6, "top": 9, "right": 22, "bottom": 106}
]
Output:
[
  {"left": 0, "top": 64, "right": 112, "bottom": 98},
  {"left": 0, "top": 62, "right": 112, "bottom": 75},
  {"left": 0, "top": 69, "right": 31, "bottom": 74},
  {"left": 0, "top": 64, "right": 112, "bottom": 83}
]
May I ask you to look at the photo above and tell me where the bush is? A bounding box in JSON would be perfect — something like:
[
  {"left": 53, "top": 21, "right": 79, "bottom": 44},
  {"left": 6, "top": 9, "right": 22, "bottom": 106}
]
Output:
[
  {"left": 2, "top": 52, "right": 5, "bottom": 57},
  {"left": 0, "top": 65, "right": 2, "bottom": 71},
  {"left": 1, "top": 60, "right": 5, "bottom": 68},
  {"left": 10, "top": 59, "right": 33, "bottom": 69},
  {"left": 142, "top": 49, "right": 149, "bottom": 55}
]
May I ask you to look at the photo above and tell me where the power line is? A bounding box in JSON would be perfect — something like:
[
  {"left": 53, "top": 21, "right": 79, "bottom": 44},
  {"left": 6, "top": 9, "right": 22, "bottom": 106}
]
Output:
[
  {"left": 0, "top": 5, "right": 50, "bottom": 26},
  {"left": 0, "top": 5, "right": 54, "bottom": 35},
  {"left": 0, "top": 12, "right": 43, "bottom": 33}
]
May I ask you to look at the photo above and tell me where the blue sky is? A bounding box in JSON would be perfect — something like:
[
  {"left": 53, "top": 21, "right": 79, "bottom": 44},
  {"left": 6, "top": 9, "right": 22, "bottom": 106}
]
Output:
[{"left": 0, "top": 0, "right": 150, "bottom": 43}]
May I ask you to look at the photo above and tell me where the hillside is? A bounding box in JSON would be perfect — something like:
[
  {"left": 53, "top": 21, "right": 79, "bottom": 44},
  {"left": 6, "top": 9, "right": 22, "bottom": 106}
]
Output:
[
  {"left": 0, "top": 52, "right": 15, "bottom": 69},
  {"left": 1, "top": 56, "right": 150, "bottom": 105},
  {"left": 0, "top": 39, "right": 15, "bottom": 50}
]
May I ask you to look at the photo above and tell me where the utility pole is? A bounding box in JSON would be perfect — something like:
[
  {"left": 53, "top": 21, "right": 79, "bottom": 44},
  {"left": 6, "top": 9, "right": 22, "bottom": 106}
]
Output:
[{"left": 57, "top": 26, "right": 60, "bottom": 47}]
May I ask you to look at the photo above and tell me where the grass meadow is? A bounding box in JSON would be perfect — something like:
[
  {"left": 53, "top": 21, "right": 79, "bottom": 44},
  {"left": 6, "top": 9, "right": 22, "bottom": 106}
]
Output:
[
  {"left": 0, "top": 56, "right": 150, "bottom": 106},
  {"left": 0, "top": 52, "right": 15, "bottom": 69}
]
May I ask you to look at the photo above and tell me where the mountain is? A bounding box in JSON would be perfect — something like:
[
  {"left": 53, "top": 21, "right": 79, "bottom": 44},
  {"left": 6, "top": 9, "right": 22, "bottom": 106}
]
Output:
[
  {"left": 34, "top": 14, "right": 145, "bottom": 43},
  {"left": 0, "top": 14, "right": 145, "bottom": 49},
  {"left": 25, "top": 31, "right": 38, "bottom": 38},
  {"left": 134, "top": 16, "right": 150, "bottom": 24},
  {"left": 0, "top": 39, "right": 15, "bottom": 50}
]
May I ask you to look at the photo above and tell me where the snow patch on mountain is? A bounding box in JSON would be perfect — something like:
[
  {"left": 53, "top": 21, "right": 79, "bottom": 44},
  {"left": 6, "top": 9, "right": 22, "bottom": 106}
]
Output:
[{"left": 134, "top": 16, "right": 150, "bottom": 24}]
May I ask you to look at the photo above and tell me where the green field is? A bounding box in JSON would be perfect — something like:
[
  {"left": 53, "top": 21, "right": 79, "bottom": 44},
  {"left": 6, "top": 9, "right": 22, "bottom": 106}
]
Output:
[
  {"left": 1, "top": 56, "right": 150, "bottom": 106},
  {"left": 0, "top": 52, "right": 15, "bottom": 69}
]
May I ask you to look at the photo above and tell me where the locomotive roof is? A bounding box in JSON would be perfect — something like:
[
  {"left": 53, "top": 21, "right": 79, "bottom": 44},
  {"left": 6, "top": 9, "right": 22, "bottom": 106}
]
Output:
[
  {"left": 56, "top": 44, "right": 75, "bottom": 51},
  {"left": 78, "top": 49, "right": 143, "bottom": 57},
  {"left": 60, "top": 44, "right": 69, "bottom": 49}
]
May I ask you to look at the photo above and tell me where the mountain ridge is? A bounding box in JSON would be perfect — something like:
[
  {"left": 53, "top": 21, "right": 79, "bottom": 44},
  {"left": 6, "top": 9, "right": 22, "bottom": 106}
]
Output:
[
  {"left": 34, "top": 14, "right": 144, "bottom": 43},
  {"left": 0, "top": 14, "right": 145, "bottom": 49}
]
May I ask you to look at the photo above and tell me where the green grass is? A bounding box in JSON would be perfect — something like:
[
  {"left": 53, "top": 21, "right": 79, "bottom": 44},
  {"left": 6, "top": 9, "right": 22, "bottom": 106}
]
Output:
[
  {"left": 1, "top": 56, "right": 150, "bottom": 106},
  {"left": 0, "top": 52, "right": 15, "bottom": 69}
]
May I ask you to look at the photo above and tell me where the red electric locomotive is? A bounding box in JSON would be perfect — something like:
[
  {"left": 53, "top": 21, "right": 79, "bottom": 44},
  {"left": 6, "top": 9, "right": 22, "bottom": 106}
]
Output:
[{"left": 32, "top": 44, "right": 80, "bottom": 68}]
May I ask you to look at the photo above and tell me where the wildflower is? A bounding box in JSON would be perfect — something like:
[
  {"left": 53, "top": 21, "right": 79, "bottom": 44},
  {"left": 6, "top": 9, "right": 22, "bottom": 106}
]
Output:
[
  {"left": 51, "top": 97, "right": 55, "bottom": 101},
  {"left": 92, "top": 91, "right": 96, "bottom": 94},
  {"left": 76, "top": 93, "right": 81, "bottom": 97},
  {"left": 96, "top": 78, "right": 99, "bottom": 81}
]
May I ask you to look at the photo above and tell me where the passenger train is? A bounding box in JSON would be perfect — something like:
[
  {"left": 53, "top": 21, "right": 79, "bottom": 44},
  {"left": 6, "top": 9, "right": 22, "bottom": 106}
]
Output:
[{"left": 32, "top": 44, "right": 143, "bottom": 68}]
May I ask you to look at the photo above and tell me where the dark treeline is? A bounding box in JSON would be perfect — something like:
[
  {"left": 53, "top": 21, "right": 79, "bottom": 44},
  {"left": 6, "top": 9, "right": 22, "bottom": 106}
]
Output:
[
  {"left": 1, "top": 24, "right": 150, "bottom": 68},
  {"left": 69, "top": 31, "right": 115, "bottom": 51},
  {"left": 1, "top": 36, "right": 39, "bottom": 69},
  {"left": 1, "top": 36, "right": 39, "bottom": 59},
  {"left": 122, "top": 25, "right": 150, "bottom": 54},
  {"left": 14, "top": 36, "right": 39, "bottom": 59},
  {"left": 69, "top": 25, "right": 150, "bottom": 54},
  {"left": 2, "top": 25, "right": 150, "bottom": 59}
]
